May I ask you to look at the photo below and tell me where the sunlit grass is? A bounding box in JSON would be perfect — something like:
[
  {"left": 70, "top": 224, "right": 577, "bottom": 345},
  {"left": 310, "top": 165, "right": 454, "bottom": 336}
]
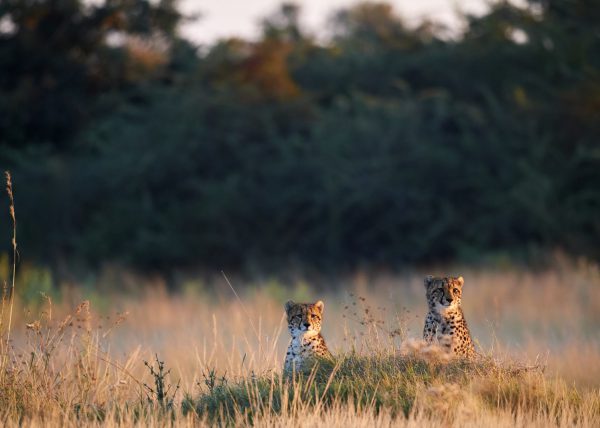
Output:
[{"left": 1, "top": 260, "right": 599, "bottom": 425}]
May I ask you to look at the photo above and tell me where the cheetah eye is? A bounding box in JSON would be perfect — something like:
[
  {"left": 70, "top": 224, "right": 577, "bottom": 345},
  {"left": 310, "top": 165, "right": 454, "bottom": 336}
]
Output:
[{"left": 453, "top": 288, "right": 459, "bottom": 294}]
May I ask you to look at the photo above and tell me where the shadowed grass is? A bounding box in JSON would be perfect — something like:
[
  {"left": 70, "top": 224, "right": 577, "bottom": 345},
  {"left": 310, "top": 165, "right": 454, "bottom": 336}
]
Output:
[{"left": 186, "top": 347, "right": 597, "bottom": 425}]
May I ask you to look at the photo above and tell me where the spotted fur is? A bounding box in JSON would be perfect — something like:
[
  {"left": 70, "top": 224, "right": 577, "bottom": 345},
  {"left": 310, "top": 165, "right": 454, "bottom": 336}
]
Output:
[
  {"left": 423, "top": 275, "right": 476, "bottom": 358},
  {"left": 284, "top": 300, "right": 331, "bottom": 372}
]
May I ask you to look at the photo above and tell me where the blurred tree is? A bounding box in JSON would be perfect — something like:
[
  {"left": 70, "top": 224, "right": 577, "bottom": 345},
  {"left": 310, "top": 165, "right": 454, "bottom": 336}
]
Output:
[
  {"left": 261, "top": 2, "right": 303, "bottom": 43},
  {"left": 0, "top": 0, "right": 599, "bottom": 273},
  {"left": 0, "top": 0, "right": 187, "bottom": 149}
]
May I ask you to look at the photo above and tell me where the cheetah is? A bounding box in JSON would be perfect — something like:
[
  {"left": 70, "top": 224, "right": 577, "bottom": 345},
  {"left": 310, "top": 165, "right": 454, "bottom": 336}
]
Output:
[
  {"left": 422, "top": 275, "right": 476, "bottom": 358},
  {"left": 284, "top": 300, "right": 332, "bottom": 373}
]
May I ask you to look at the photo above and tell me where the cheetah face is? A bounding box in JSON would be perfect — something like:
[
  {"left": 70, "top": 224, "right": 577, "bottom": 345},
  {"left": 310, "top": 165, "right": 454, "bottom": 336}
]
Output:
[
  {"left": 285, "top": 300, "right": 324, "bottom": 336},
  {"left": 424, "top": 276, "right": 464, "bottom": 312}
]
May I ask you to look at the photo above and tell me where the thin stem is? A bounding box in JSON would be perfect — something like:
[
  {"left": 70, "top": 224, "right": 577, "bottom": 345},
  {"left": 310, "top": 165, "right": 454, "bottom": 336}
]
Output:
[{"left": 4, "top": 171, "right": 17, "bottom": 359}]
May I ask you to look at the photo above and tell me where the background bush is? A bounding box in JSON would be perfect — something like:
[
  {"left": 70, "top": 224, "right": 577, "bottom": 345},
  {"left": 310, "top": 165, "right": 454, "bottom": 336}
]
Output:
[{"left": 1, "top": 0, "right": 599, "bottom": 273}]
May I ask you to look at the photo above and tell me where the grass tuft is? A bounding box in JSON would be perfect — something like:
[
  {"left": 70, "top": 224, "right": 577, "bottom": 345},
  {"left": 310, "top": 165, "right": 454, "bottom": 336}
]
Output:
[{"left": 187, "top": 347, "right": 595, "bottom": 425}]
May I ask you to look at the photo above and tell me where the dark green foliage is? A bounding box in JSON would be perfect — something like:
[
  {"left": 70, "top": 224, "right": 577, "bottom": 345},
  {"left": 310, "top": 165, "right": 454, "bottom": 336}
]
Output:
[
  {"left": 0, "top": 0, "right": 186, "bottom": 148},
  {"left": 1, "top": 1, "right": 599, "bottom": 272}
]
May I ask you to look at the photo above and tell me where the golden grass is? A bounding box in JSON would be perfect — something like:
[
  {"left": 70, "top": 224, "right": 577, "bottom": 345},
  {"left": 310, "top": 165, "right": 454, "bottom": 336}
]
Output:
[{"left": 1, "top": 261, "right": 599, "bottom": 426}]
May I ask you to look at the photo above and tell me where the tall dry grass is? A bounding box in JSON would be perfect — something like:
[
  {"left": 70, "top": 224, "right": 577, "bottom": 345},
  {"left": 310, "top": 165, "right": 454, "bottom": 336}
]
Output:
[{"left": 0, "top": 262, "right": 599, "bottom": 426}]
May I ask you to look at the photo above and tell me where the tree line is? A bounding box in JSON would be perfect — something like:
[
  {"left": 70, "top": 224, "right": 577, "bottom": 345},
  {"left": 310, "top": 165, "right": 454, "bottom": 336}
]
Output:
[{"left": 0, "top": 1, "right": 598, "bottom": 272}]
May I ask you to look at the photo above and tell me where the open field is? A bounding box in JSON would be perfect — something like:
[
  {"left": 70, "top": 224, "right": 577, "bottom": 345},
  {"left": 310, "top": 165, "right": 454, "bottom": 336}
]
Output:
[
  {"left": 2, "top": 1, "right": 599, "bottom": 426},
  {"left": 1, "top": 261, "right": 600, "bottom": 426}
]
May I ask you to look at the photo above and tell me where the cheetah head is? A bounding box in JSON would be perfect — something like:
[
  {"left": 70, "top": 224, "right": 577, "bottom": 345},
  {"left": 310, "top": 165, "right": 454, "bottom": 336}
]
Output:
[
  {"left": 284, "top": 300, "right": 324, "bottom": 337},
  {"left": 424, "top": 275, "right": 464, "bottom": 312}
]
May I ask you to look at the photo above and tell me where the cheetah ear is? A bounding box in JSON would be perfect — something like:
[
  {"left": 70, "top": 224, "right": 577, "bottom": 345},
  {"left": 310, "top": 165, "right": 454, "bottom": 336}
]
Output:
[
  {"left": 424, "top": 275, "right": 434, "bottom": 288},
  {"left": 285, "top": 300, "right": 295, "bottom": 312},
  {"left": 314, "top": 300, "right": 324, "bottom": 313},
  {"left": 456, "top": 276, "right": 464, "bottom": 287}
]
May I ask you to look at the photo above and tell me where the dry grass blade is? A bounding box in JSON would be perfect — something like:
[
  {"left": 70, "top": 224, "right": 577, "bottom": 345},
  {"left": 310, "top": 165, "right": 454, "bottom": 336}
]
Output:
[
  {"left": 1, "top": 171, "right": 17, "bottom": 370},
  {"left": 221, "top": 270, "right": 260, "bottom": 339}
]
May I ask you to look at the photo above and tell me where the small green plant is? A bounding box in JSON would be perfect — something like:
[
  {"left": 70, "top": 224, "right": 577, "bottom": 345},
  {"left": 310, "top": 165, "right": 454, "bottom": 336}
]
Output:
[
  {"left": 202, "top": 368, "right": 228, "bottom": 393},
  {"left": 143, "top": 354, "right": 180, "bottom": 410}
]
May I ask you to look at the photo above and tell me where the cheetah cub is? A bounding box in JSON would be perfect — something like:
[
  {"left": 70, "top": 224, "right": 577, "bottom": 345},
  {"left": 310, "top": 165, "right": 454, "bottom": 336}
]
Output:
[
  {"left": 423, "top": 275, "right": 476, "bottom": 358},
  {"left": 284, "top": 300, "right": 331, "bottom": 373}
]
